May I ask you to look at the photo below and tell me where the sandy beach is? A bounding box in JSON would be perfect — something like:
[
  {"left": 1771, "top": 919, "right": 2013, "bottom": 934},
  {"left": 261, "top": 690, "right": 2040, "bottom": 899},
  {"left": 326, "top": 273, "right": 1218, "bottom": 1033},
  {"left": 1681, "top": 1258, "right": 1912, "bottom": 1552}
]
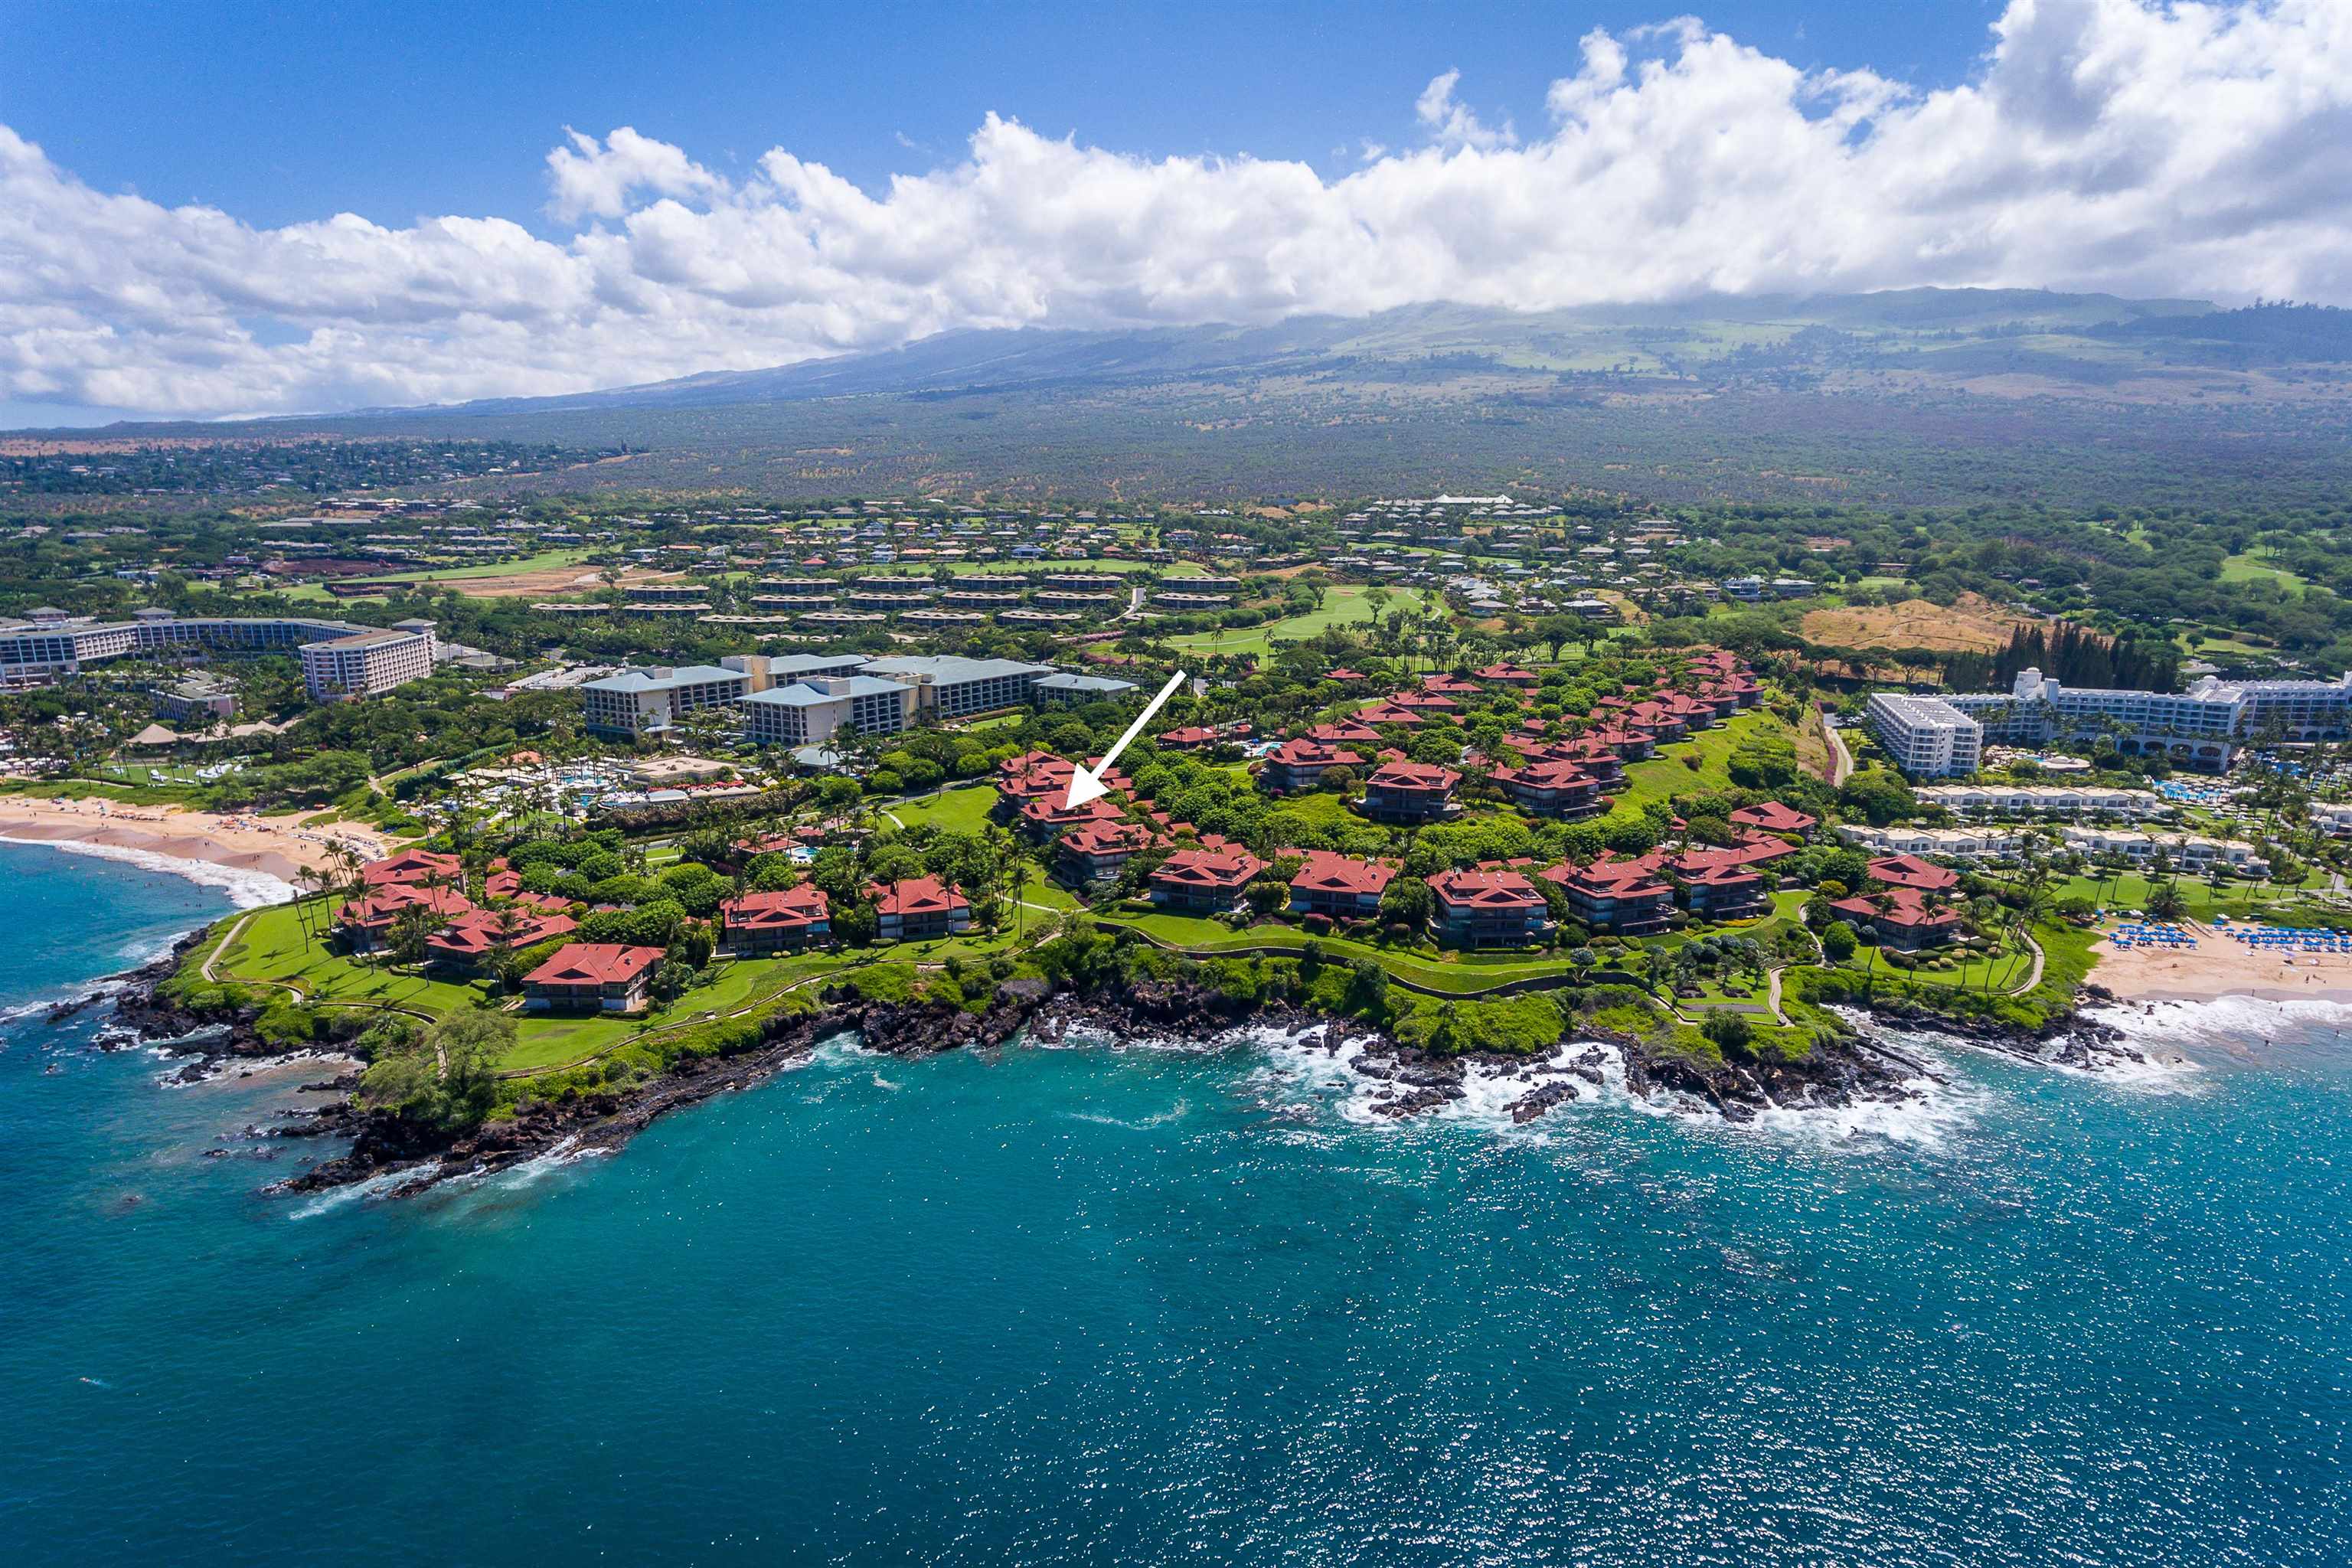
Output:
[
  {"left": 0, "top": 795, "right": 393, "bottom": 891},
  {"left": 2091, "top": 921, "right": 2352, "bottom": 1004}
]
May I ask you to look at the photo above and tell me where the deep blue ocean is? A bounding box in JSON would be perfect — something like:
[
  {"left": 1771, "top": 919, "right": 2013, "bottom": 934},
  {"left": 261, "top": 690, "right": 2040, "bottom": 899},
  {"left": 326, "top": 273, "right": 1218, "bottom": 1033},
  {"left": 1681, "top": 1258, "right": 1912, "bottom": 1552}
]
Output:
[{"left": 2, "top": 840, "right": 2348, "bottom": 1566}]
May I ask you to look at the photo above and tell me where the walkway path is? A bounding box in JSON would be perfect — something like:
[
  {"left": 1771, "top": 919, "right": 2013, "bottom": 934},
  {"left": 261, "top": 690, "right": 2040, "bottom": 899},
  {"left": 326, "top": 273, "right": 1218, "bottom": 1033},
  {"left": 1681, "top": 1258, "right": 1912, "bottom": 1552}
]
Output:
[{"left": 199, "top": 914, "right": 253, "bottom": 982}]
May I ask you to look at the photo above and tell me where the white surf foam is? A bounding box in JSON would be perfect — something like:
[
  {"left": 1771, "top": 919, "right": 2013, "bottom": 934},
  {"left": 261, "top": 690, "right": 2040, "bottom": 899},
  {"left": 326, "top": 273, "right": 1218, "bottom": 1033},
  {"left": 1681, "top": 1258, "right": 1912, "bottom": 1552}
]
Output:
[
  {"left": 0, "top": 832, "right": 296, "bottom": 908},
  {"left": 287, "top": 1159, "right": 440, "bottom": 1219}
]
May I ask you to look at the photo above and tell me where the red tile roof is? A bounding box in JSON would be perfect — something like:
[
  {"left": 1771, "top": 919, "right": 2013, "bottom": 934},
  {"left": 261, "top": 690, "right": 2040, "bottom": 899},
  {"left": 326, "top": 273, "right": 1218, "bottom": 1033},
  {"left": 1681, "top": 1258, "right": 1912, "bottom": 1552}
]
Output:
[
  {"left": 1366, "top": 759, "right": 1461, "bottom": 792},
  {"left": 720, "top": 885, "right": 831, "bottom": 932},
  {"left": 1150, "top": 844, "right": 1266, "bottom": 893},
  {"left": 1730, "top": 802, "right": 1818, "bottom": 834},
  {"left": 869, "top": 877, "right": 971, "bottom": 917},
  {"left": 525, "top": 943, "right": 663, "bottom": 987},
  {"left": 1429, "top": 865, "right": 1544, "bottom": 911},
  {"left": 1288, "top": 850, "right": 1398, "bottom": 898},
  {"left": 1831, "top": 887, "right": 1960, "bottom": 930},
  {"left": 429, "top": 909, "right": 577, "bottom": 958},
  {"left": 1868, "top": 854, "right": 1960, "bottom": 892},
  {"left": 361, "top": 849, "right": 462, "bottom": 887}
]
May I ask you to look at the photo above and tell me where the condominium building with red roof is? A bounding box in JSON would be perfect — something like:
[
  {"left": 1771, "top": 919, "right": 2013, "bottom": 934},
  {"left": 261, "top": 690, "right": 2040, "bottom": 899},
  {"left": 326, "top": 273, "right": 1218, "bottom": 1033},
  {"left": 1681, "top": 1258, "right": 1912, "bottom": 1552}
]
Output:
[
  {"left": 1428, "top": 865, "right": 1550, "bottom": 949},
  {"left": 524, "top": 943, "right": 665, "bottom": 1013},
  {"left": 1286, "top": 851, "right": 1399, "bottom": 920},
  {"left": 1359, "top": 760, "right": 1460, "bottom": 825},
  {"left": 869, "top": 877, "right": 973, "bottom": 941},
  {"left": 719, "top": 884, "right": 833, "bottom": 955},
  {"left": 1148, "top": 842, "right": 1267, "bottom": 913}
]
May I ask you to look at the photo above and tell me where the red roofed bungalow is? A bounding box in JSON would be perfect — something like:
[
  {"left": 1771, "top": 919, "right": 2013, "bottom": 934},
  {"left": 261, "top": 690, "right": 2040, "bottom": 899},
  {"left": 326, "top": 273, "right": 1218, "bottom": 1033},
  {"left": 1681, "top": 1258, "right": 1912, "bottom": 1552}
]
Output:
[
  {"left": 870, "top": 877, "right": 973, "bottom": 940},
  {"left": 1287, "top": 851, "right": 1398, "bottom": 920},
  {"left": 426, "top": 908, "right": 577, "bottom": 973},
  {"left": 1831, "top": 886, "right": 1961, "bottom": 949},
  {"left": 361, "top": 848, "right": 462, "bottom": 887},
  {"left": 1586, "top": 724, "right": 1656, "bottom": 760},
  {"left": 1018, "top": 792, "right": 1127, "bottom": 840},
  {"left": 1262, "top": 736, "right": 1365, "bottom": 794},
  {"left": 1158, "top": 727, "right": 1219, "bottom": 750},
  {"left": 524, "top": 943, "right": 665, "bottom": 1014},
  {"left": 1475, "top": 662, "right": 1541, "bottom": 687},
  {"left": 1360, "top": 760, "right": 1460, "bottom": 824},
  {"left": 1491, "top": 757, "right": 1602, "bottom": 818},
  {"left": 1389, "top": 691, "right": 1460, "bottom": 716},
  {"left": 720, "top": 884, "right": 833, "bottom": 955},
  {"left": 1307, "top": 719, "right": 1380, "bottom": 746},
  {"left": 1325, "top": 668, "right": 1369, "bottom": 683},
  {"left": 1730, "top": 801, "right": 1818, "bottom": 837},
  {"left": 1867, "top": 854, "right": 1961, "bottom": 893},
  {"left": 1056, "top": 818, "right": 1159, "bottom": 888},
  {"left": 1665, "top": 850, "right": 1769, "bottom": 920},
  {"left": 1148, "top": 843, "right": 1267, "bottom": 913},
  {"left": 336, "top": 882, "right": 475, "bottom": 952},
  {"left": 1354, "top": 700, "right": 1425, "bottom": 727},
  {"left": 1420, "top": 673, "right": 1481, "bottom": 697},
  {"left": 484, "top": 862, "right": 522, "bottom": 900},
  {"left": 1536, "top": 735, "right": 1626, "bottom": 789},
  {"left": 1542, "top": 859, "right": 1674, "bottom": 936},
  {"left": 1429, "top": 865, "right": 1550, "bottom": 949}
]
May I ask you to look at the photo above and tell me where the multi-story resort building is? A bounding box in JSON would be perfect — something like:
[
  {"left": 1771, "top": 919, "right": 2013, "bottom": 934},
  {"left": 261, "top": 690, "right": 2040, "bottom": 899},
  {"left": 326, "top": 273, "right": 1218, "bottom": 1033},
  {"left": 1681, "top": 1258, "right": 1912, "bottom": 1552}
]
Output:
[
  {"left": 1286, "top": 851, "right": 1397, "bottom": 921},
  {"left": 1148, "top": 842, "right": 1267, "bottom": 913},
  {"left": 1915, "top": 783, "right": 2167, "bottom": 818},
  {"left": 580, "top": 665, "right": 753, "bottom": 738},
  {"left": 1892, "top": 666, "right": 2352, "bottom": 776},
  {"left": 524, "top": 943, "right": 665, "bottom": 1013},
  {"left": 1943, "top": 668, "right": 2245, "bottom": 769},
  {"left": 717, "top": 887, "right": 833, "bottom": 955},
  {"left": 739, "top": 675, "right": 914, "bottom": 747},
  {"left": 0, "top": 608, "right": 438, "bottom": 697},
  {"left": 1359, "top": 760, "right": 1460, "bottom": 824},
  {"left": 871, "top": 877, "right": 972, "bottom": 941},
  {"left": 1428, "top": 866, "right": 1550, "bottom": 949},
  {"left": 860, "top": 655, "right": 1057, "bottom": 719},
  {"left": 1035, "top": 672, "right": 1141, "bottom": 705},
  {"left": 1545, "top": 860, "right": 1674, "bottom": 936},
  {"left": 299, "top": 625, "right": 437, "bottom": 701},
  {"left": 1864, "top": 693, "right": 1986, "bottom": 778}
]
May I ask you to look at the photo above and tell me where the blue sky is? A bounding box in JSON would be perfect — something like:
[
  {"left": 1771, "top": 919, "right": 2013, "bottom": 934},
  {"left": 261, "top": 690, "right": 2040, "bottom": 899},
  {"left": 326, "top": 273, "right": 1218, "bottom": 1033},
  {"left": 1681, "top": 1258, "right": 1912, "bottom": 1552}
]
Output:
[
  {"left": 2, "top": 1, "right": 2342, "bottom": 426},
  {"left": 3, "top": 1, "right": 1998, "bottom": 235}
]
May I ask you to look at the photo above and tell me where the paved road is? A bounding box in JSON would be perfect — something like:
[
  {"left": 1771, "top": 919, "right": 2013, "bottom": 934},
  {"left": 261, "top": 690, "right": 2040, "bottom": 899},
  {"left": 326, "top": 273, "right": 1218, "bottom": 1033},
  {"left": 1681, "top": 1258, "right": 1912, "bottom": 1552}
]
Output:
[{"left": 1819, "top": 707, "right": 1855, "bottom": 787}]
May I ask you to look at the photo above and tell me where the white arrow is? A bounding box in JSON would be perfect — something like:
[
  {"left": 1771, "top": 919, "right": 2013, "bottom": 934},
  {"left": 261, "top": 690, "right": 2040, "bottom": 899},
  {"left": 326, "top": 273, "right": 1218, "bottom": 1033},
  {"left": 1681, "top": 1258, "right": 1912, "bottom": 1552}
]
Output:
[{"left": 1064, "top": 668, "right": 1188, "bottom": 809}]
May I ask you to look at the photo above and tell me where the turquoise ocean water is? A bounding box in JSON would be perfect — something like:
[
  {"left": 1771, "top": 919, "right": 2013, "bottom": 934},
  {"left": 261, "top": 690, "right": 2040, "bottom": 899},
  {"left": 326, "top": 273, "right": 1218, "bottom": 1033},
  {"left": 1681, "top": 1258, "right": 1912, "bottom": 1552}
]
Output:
[{"left": 2, "top": 840, "right": 2347, "bottom": 1565}]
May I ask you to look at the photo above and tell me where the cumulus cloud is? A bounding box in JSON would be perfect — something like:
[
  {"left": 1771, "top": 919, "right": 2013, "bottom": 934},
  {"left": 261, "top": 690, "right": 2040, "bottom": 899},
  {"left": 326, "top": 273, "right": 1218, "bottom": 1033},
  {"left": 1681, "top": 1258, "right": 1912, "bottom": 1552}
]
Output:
[
  {"left": 4, "top": 0, "right": 2350, "bottom": 419},
  {"left": 544, "top": 126, "right": 726, "bottom": 222}
]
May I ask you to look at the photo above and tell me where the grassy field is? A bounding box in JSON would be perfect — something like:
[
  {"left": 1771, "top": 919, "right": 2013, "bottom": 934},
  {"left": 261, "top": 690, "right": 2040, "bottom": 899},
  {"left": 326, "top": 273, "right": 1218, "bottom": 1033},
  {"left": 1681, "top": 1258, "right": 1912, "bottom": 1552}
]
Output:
[
  {"left": 1160, "top": 585, "right": 1434, "bottom": 659},
  {"left": 2218, "top": 553, "right": 2310, "bottom": 593},
  {"left": 1607, "top": 708, "right": 1794, "bottom": 818},
  {"left": 886, "top": 783, "right": 998, "bottom": 835},
  {"left": 211, "top": 900, "right": 487, "bottom": 1015},
  {"left": 207, "top": 895, "right": 1050, "bottom": 1072},
  {"left": 262, "top": 547, "right": 598, "bottom": 602}
]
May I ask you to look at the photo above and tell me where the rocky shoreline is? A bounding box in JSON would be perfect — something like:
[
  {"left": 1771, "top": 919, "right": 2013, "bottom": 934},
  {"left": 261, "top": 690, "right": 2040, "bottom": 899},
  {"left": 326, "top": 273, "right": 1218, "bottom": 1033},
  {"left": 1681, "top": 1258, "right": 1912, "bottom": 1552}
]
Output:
[
  {"left": 70, "top": 929, "right": 1943, "bottom": 1197},
  {"left": 1859, "top": 991, "right": 2148, "bottom": 1073}
]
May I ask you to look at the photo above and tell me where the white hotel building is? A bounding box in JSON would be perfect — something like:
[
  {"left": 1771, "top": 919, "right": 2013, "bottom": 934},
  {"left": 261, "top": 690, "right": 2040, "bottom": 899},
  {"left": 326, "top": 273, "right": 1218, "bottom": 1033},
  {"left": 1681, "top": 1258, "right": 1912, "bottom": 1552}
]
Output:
[
  {"left": 1873, "top": 666, "right": 2352, "bottom": 778},
  {"left": 1864, "top": 694, "right": 1984, "bottom": 778},
  {"left": 0, "top": 607, "right": 436, "bottom": 699}
]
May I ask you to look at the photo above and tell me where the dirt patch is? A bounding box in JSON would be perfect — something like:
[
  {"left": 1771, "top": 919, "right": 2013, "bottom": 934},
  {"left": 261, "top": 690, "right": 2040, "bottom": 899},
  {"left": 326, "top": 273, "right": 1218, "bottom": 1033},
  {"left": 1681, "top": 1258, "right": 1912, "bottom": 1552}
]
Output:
[
  {"left": 348, "top": 564, "right": 681, "bottom": 601},
  {"left": 1802, "top": 592, "right": 2030, "bottom": 655}
]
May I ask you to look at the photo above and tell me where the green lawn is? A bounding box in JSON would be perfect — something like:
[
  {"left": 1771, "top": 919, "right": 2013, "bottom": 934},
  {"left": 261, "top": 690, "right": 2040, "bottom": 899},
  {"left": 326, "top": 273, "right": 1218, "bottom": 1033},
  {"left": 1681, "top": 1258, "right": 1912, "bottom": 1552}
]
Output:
[
  {"left": 1160, "top": 586, "right": 1434, "bottom": 659},
  {"left": 1100, "top": 910, "right": 1596, "bottom": 994},
  {"left": 212, "top": 900, "right": 488, "bottom": 1015},
  {"left": 1606, "top": 708, "right": 1793, "bottom": 819},
  {"left": 887, "top": 783, "right": 998, "bottom": 835},
  {"left": 2218, "top": 553, "right": 2309, "bottom": 594}
]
